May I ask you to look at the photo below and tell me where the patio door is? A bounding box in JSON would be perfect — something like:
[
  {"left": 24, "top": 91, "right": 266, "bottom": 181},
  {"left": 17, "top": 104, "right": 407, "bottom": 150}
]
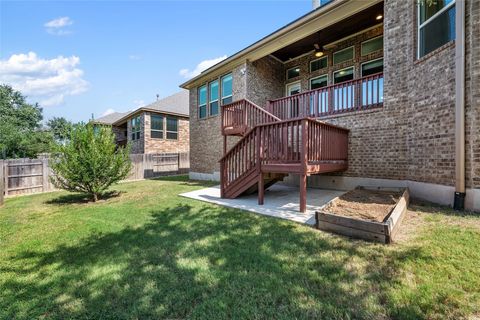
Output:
[{"left": 286, "top": 82, "right": 301, "bottom": 118}]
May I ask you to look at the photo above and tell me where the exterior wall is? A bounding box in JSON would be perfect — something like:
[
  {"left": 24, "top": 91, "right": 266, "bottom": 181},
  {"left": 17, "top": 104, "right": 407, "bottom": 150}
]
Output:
[
  {"left": 143, "top": 112, "right": 189, "bottom": 153},
  {"left": 465, "top": 0, "right": 480, "bottom": 190},
  {"left": 189, "top": 63, "right": 247, "bottom": 177},
  {"left": 127, "top": 112, "right": 145, "bottom": 154},
  {"left": 112, "top": 125, "right": 127, "bottom": 145},
  {"left": 283, "top": 25, "right": 383, "bottom": 92},
  {"left": 246, "top": 56, "right": 285, "bottom": 107}
]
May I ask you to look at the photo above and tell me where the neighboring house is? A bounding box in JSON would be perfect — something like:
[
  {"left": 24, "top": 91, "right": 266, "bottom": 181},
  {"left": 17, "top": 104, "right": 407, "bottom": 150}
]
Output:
[
  {"left": 180, "top": 0, "right": 479, "bottom": 212},
  {"left": 93, "top": 90, "right": 189, "bottom": 154}
]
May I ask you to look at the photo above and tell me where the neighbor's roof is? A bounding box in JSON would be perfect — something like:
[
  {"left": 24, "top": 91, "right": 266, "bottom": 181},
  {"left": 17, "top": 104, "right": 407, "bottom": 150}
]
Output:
[
  {"left": 179, "top": 0, "right": 381, "bottom": 89},
  {"left": 111, "top": 90, "right": 189, "bottom": 125},
  {"left": 93, "top": 111, "right": 130, "bottom": 125}
]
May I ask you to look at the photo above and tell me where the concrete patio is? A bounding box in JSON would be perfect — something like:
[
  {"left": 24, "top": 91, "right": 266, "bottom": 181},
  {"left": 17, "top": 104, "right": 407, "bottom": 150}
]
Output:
[{"left": 179, "top": 184, "right": 345, "bottom": 225}]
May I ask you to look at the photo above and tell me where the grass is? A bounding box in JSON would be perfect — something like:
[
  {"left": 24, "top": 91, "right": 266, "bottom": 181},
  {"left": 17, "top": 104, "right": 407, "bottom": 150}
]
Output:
[{"left": 0, "top": 176, "right": 479, "bottom": 319}]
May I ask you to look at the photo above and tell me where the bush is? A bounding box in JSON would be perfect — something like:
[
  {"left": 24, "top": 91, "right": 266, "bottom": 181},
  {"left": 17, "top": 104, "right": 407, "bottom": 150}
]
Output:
[{"left": 50, "top": 124, "right": 132, "bottom": 202}]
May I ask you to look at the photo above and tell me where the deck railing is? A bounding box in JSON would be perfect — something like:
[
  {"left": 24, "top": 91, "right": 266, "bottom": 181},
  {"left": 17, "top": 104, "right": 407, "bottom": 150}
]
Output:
[
  {"left": 221, "top": 99, "right": 280, "bottom": 135},
  {"left": 267, "top": 72, "right": 383, "bottom": 119}
]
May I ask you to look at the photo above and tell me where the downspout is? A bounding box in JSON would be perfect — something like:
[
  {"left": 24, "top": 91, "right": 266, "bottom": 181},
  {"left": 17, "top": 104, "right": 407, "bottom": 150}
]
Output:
[{"left": 454, "top": 0, "right": 466, "bottom": 210}]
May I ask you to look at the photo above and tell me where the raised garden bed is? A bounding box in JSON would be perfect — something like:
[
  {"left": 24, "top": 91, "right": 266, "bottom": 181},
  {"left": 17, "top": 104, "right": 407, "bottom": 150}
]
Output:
[{"left": 315, "top": 187, "right": 410, "bottom": 243}]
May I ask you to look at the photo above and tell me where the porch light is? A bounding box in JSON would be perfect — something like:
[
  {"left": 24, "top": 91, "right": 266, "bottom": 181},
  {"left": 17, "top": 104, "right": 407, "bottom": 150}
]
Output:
[{"left": 376, "top": 14, "right": 383, "bottom": 20}]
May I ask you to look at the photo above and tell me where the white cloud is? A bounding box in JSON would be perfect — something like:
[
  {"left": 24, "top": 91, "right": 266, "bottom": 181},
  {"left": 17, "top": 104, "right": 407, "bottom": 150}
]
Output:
[
  {"left": 128, "top": 54, "right": 142, "bottom": 61},
  {"left": 0, "top": 51, "right": 89, "bottom": 107},
  {"left": 44, "top": 17, "right": 73, "bottom": 35},
  {"left": 102, "top": 108, "right": 116, "bottom": 116},
  {"left": 179, "top": 55, "right": 227, "bottom": 79},
  {"left": 133, "top": 99, "right": 145, "bottom": 108}
]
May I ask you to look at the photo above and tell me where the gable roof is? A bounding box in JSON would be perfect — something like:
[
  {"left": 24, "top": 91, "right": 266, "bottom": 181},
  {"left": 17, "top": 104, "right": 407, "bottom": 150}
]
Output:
[
  {"left": 141, "top": 90, "right": 189, "bottom": 116},
  {"left": 110, "top": 90, "right": 189, "bottom": 126},
  {"left": 93, "top": 111, "right": 130, "bottom": 125}
]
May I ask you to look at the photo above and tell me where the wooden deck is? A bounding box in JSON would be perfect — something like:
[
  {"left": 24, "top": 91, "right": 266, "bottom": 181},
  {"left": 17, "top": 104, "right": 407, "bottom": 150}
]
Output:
[{"left": 220, "top": 99, "right": 350, "bottom": 212}]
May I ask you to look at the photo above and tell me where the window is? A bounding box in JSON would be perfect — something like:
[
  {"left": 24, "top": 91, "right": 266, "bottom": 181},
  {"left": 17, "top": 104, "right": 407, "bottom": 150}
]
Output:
[
  {"left": 333, "top": 46, "right": 354, "bottom": 64},
  {"left": 418, "top": 0, "right": 455, "bottom": 58},
  {"left": 310, "top": 75, "right": 328, "bottom": 90},
  {"left": 209, "top": 80, "right": 219, "bottom": 116},
  {"left": 221, "top": 73, "right": 233, "bottom": 105},
  {"left": 333, "top": 67, "right": 354, "bottom": 84},
  {"left": 131, "top": 116, "right": 141, "bottom": 140},
  {"left": 286, "top": 67, "right": 300, "bottom": 79},
  {"left": 151, "top": 115, "right": 164, "bottom": 139},
  {"left": 198, "top": 85, "right": 207, "bottom": 119},
  {"left": 361, "top": 36, "right": 383, "bottom": 56},
  {"left": 166, "top": 117, "right": 178, "bottom": 140},
  {"left": 310, "top": 57, "right": 328, "bottom": 72},
  {"left": 361, "top": 58, "right": 384, "bottom": 76}
]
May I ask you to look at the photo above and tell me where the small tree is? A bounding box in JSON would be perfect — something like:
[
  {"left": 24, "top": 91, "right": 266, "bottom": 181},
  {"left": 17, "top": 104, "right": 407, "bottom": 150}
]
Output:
[{"left": 50, "top": 123, "right": 132, "bottom": 202}]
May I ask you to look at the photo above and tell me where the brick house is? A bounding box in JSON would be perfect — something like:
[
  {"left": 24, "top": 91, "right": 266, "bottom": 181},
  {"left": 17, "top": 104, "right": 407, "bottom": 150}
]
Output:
[
  {"left": 94, "top": 90, "right": 189, "bottom": 154},
  {"left": 180, "top": 0, "right": 479, "bottom": 212}
]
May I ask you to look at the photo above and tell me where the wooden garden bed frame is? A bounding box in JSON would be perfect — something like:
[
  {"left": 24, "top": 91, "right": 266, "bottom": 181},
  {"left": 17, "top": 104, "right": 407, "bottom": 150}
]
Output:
[{"left": 315, "top": 187, "right": 410, "bottom": 244}]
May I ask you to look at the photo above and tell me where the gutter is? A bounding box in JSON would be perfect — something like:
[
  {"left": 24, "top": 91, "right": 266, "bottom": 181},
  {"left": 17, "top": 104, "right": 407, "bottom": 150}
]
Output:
[{"left": 454, "top": 0, "right": 466, "bottom": 210}]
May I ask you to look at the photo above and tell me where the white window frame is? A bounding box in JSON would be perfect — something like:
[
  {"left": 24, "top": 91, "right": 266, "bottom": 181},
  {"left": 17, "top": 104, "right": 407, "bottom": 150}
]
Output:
[
  {"left": 360, "top": 58, "right": 384, "bottom": 77},
  {"left": 309, "top": 74, "right": 329, "bottom": 90},
  {"left": 309, "top": 56, "right": 328, "bottom": 72},
  {"left": 417, "top": 0, "right": 456, "bottom": 58},
  {"left": 198, "top": 85, "right": 207, "bottom": 119},
  {"left": 361, "top": 35, "right": 383, "bottom": 56},
  {"left": 208, "top": 80, "right": 219, "bottom": 116},
  {"left": 333, "top": 66, "right": 355, "bottom": 84},
  {"left": 333, "top": 46, "right": 355, "bottom": 65},
  {"left": 286, "top": 66, "right": 300, "bottom": 80},
  {"left": 220, "top": 73, "right": 233, "bottom": 105},
  {"left": 285, "top": 80, "right": 301, "bottom": 96}
]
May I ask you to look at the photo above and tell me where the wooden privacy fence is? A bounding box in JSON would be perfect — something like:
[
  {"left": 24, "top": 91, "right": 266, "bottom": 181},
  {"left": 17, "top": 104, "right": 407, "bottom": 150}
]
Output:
[{"left": 0, "top": 153, "right": 190, "bottom": 198}]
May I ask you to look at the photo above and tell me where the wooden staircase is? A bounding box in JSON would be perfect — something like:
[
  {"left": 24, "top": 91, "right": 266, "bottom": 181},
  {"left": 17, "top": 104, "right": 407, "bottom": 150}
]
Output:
[{"left": 220, "top": 99, "right": 349, "bottom": 212}]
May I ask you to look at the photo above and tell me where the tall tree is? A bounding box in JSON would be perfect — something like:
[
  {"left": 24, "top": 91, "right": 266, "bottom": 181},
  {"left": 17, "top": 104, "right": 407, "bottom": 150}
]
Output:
[
  {"left": 0, "top": 85, "right": 52, "bottom": 158},
  {"left": 47, "top": 117, "right": 74, "bottom": 143}
]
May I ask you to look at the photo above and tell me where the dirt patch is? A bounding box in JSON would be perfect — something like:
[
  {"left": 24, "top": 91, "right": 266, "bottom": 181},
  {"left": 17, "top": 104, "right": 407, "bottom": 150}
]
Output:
[{"left": 324, "top": 189, "right": 403, "bottom": 222}]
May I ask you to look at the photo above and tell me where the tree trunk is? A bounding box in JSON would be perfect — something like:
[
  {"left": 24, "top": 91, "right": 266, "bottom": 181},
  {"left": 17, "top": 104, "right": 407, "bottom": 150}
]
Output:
[{"left": 92, "top": 193, "right": 98, "bottom": 202}]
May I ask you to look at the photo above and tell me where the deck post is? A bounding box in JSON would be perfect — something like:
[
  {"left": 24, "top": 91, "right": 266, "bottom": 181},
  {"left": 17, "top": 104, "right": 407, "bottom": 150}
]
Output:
[
  {"left": 300, "top": 174, "right": 307, "bottom": 212},
  {"left": 258, "top": 173, "right": 264, "bottom": 205},
  {"left": 223, "top": 135, "right": 227, "bottom": 155}
]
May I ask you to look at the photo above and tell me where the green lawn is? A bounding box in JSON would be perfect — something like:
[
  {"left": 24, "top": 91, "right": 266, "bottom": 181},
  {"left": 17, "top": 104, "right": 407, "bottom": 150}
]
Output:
[{"left": 0, "top": 176, "right": 479, "bottom": 319}]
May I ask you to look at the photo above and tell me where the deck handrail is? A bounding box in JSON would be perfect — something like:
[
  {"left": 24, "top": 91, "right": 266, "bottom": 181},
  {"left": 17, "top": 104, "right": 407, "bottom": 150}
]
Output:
[
  {"left": 221, "top": 99, "right": 281, "bottom": 135},
  {"left": 267, "top": 72, "right": 384, "bottom": 119}
]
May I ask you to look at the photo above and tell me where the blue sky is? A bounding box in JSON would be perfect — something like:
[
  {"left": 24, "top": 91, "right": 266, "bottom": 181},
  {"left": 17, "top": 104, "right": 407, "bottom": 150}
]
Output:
[{"left": 0, "top": 0, "right": 311, "bottom": 122}]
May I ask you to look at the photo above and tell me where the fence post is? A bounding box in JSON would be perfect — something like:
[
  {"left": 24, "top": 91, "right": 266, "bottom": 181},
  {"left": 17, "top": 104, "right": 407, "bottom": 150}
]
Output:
[
  {"left": 0, "top": 160, "right": 4, "bottom": 206},
  {"left": 42, "top": 159, "right": 48, "bottom": 192}
]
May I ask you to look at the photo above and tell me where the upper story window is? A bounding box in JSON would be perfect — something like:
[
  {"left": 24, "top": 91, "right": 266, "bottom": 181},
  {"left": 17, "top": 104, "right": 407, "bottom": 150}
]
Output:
[
  {"left": 310, "top": 74, "right": 328, "bottom": 90},
  {"left": 361, "top": 58, "right": 384, "bottom": 77},
  {"left": 151, "top": 114, "right": 164, "bottom": 139},
  {"left": 221, "top": 73, "right": 233, "bottom": 105},
  {"left": 131, "top": 115, "right": 141, "bottom": 140},
  {"left": 361, "top": 36, "right": 383, "bottom": 56},
  {"left": 333, "top": 46, "right": 354, "bottom": 65},
  {"left": 198, "top": 85, "right": 207, "bottom": 119},
  {"left": 286, "top": 67, "right": 300, "bottom": 80},
  {"left": 310, "top": 56, "right": 328, "bottom": 72},
  {"left": 333, "top": 67, "right": 354, "bottom": 84},
  {"left": 209, "top": 80, "right": 219, "bottom": 116},
  {"left": 418, "top": 0, "right": 455, "bottom": 58},
  {"left": 166, "top": 117, "right": 178, "bottom": 140}
]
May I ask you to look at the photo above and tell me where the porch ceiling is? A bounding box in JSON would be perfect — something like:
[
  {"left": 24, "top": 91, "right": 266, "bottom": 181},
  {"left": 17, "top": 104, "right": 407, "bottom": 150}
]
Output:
[{"left": 271, "top": 2, "right": 384, "bottom": 62}]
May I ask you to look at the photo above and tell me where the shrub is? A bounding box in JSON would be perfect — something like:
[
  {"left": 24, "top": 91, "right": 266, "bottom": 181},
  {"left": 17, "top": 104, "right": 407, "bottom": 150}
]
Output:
[{"left": 50, "top": 123, "right": 132, "bottom": 202}]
